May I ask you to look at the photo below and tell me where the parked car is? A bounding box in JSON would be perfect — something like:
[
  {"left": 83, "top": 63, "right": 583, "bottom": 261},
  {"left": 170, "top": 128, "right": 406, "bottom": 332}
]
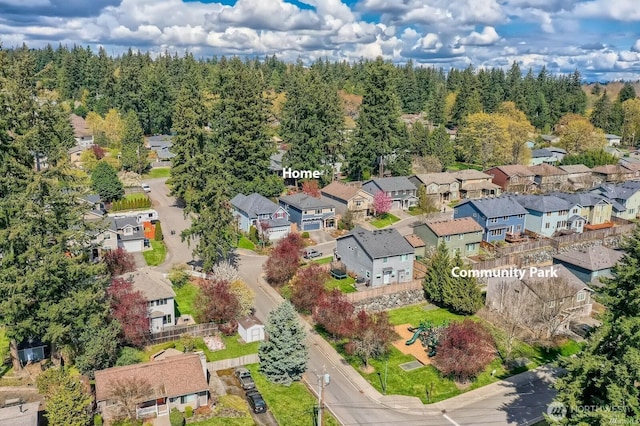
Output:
[
  {"left": 141, "top": 183, "right": 151, "bottom": 192},
  {"left": 246, "top": 390, "right": 267, "bottom": 413},
  {"left": 303, "top": 248, "right": 322, "bottom": 259},
  {"left": 234, "top": 367, "right": 256, "bottom": 390}
]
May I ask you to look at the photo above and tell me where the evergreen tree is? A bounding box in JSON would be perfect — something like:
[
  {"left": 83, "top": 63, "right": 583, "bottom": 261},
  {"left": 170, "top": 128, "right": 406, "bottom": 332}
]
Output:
[
  {"left": 427, "top": 126, "right": 455, "bottom": 170},
  {"left": 451, "top": 66, "right": 482, "bottom": 126},
  {"left": 120, "top": 110, "right": 148, "bottom": 174},
  {"left": 36, "top": 368, "right": 92, "bottom": 426},
  {"left": 449, "top": 251, "right": 483, "bottom": 314},
  {"left": 618, "top": 83, "right": 637, "bottom": 104},
  {"left": 258, "top": 301, "right": 308, "bottom": 386},
  {"left": 409, "top": 121, "right": 430, "bottom": 157},
  {"left": 423, "top": 243, "right": 454, "bottom": 305},
  {"left": 91, "top": 160, "right": 124, "bottom": 202},
  {"left": 590, "top": 92, "right": 612, "bottom": 132},
  {"left": 427, "top": 83, "right": 446, "bottom": 126}
]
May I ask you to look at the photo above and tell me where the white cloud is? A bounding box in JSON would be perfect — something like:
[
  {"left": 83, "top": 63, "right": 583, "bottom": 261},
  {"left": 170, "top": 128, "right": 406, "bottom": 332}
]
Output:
[
  {"left": 572, "top": 0, "right": 640, "bottom": 21},
  {"left": 417, "top": 33, "right": 442, "bottom": 50},
  {"left": 632, "top": 39, "right": 640, "bottom": 52},
  {"left": 205, "top": 0, "right": 321, "bottom": 32},
  {"left": 459, "top": 26, "right": 500, "bottom": 46}
]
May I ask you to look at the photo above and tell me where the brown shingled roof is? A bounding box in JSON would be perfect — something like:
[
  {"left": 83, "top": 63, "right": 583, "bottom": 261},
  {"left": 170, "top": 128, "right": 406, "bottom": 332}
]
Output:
[
  {"left": 425, "top": 217, "right": 483, "bottom": 237},
  {"left": 404, "top": 234, "right": 425, "bottom": 248},
  {"left": 69, "top": 113, "right": 91, "bottom": 138},
  {"left": 320, "top": 181, "right": 361, "bottom": 201},
  {"left": 95, "top": 353, "right": 207, "bottom": 402},
  {"left": 487, "top": 165, "right": 535, "bottom": 177},
  {"left": 528, "top": 164, "right": 567, "bottom": 176}
]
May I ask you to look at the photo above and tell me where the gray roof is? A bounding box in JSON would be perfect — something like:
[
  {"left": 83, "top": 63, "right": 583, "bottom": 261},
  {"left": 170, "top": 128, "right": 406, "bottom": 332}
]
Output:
[
  {"left": 81, "top": 194, "right": 102, "bottom": 205},
  {"left": 532, "top": 148, "right": 554, "bottom": 158},
  {"left": 605, "top": 134, "right": 621, "bottom": 139},
  {"left": 109, "top": 217, "right": 145, "bottom": 241},
  {"left": 338, "top": 226, "right": 414, "bottom": 259},
  {"left": 594, "top": 183, "right": 638, "bottom": 203},
  {"left": 279, "top": 192, "right": 334, "bottom": 210},
  {"left": 511, "top": 194, "right": 571, "bottom": 213},
  {"left": 568, "top": 215, "right": 585, "bottom": 223},
  {"left": 231, "top": 193, "right": 280, "bottom": 219},
  {"left": 146, "top": 135, "right": 174, "bottom": 147},
  {"left": 119, "top": 268, "right": 176, "bottom": 301},
  {"left": 456, "top": 196, "right": 528, "bottom": 218},
  {"left": 363, "top": 176, "right": 416, "bottom": 192},
  {"left": 551, "top": 192, "right": 610, "bottom": 208},
  {"left": 553, "top": 246, "right": 625, "bottom": 272},
  {"left": 266, "top": 218, "right": 291, "bottom": 228},
  {"left": 0, "top": 401, "right": 39, "bottom": 426},
  {"left": 269, "top": 149, "right": 286, "bottom": 171}
]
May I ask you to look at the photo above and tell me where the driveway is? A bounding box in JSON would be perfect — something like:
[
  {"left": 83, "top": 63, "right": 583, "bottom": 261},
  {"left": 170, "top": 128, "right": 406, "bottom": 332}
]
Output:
[
  {"left": 216, "top": 368, "right": 278, "bottom": 426},
  {"left": 145, "top": 178, "right": 197, "bottom": 272}
]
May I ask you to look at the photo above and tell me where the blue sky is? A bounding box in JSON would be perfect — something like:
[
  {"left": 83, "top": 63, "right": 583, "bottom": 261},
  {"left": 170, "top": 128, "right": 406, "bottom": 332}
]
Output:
[{"left": 0, "top": 0, "right": 638, "bottom": 81}]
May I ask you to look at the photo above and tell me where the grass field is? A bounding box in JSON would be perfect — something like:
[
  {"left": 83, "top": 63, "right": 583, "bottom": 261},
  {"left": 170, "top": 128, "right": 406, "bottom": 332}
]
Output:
[
  {"left": 325, "top": 276, "right": 357, "bottom": 293},
  {"left": 0, "top": 328, "right": 8, "bottom": 362},
  {"left": 237, "top": 236, "right": 255, "bottom": 250},
  {"left": 386, "top": 304, "right": 464, "bottom": 327},
  {"left": 447, "top": 162, "right": 483, "bottom": 171},
  {"left": 174, "top": 281, "right": 199, "bottom": 317},
  {"left": 143, "top": 240, "right": 166, "bottom": 266},
  {"left": 246, "top": 364, "right": 340, "bottom": 426},
  {"left": 311, "top": 256, "right": 333, "bottom": 265},
  {"left": 143, "top": 167, "right": 171, "bottom": 179},
  {"left": 371, "top": 213, "right": 400, "bottom": 229}
]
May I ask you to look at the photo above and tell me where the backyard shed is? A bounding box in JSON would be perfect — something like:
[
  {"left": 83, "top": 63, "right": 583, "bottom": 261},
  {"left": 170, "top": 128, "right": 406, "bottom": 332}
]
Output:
[{"left": 238, "top": 316, "right": 265, "bottom": 343}]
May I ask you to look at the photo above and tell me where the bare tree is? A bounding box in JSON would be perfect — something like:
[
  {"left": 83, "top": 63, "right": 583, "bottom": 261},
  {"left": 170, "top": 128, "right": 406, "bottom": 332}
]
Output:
[
  {"left": 107, "top": 377, "right": 156, "bottom": 421},
  {"left": 531, "top": 277, "right": 583, "bottom": 339}
]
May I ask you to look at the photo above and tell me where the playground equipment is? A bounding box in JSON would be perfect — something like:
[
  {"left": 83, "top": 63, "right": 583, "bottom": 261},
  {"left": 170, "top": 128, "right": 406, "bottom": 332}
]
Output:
[
  {"left": 405, "top": 320, "right": 448, "bottom": 358},
  {"left": 406, "top": 321, "right": 431, "bottom": 345}
]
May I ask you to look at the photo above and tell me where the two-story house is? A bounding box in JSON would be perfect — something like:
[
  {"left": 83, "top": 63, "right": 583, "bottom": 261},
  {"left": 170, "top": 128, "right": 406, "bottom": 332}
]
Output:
[
  {"left": 454, "top": 197, "right": 528, "bottom": 243},
  {"left": 109, "top": 217, "right": 147, "bottom": 252},
  {"left": 484, "top": 165, "right": 536, "bottom": 193},
  {"left": 591, "top": 164, "right": 636, "bottom": 183},
  {"left": 408, "top": 173, "right": 460, "bottom": 203},
  {"left": 320, "top": 181, "right": 374, "bottom": 218},
  {"left": 336, "top": 227, "right": 414, "bottom": 287},
  {"left": 413, "top": 217, "right": 483, "bottom": 258},
  {"left": 557, "top": 165, "right": 597, "bottom": 190},
  {"left": 231, "top": 193, "right": 291, "bottom": 241},
  {"left": 511, "top": 194, "right": 576, "bottom": 237},
  {"left": 553, "top": 246, "right": 624, "bottom": 286},
  {"left": 528, "top": 164, "right": 569, "bottom": 192},
  {"left": 361, "top": 177, "right": 418, "bottom": 211},
  {"left": 146, "top": 135, "right": 175, "bottom": 162},
  {"left": 278, "top": 193, "right": 336, "bottom": 231},
  {"left": 551, "top": 192, "right": 615, "bottom": 228},
  {"left": 122, "top": 268, "right": 177, "bottom": 333},
  {"left": 450, "top": 169, "right": 501, "bottom": 199},
  {"left": 592, "top": 183, "right": 640, "bottom": 221}
]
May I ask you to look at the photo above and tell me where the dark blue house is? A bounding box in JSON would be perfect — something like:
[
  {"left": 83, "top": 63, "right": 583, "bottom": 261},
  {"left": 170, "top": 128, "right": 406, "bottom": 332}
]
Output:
[
  {"left": 278, "top": 193, "right": 336, "bottom": 232},
  {"left": 454, "top": 197, "right": 528, "bottom": 243}
]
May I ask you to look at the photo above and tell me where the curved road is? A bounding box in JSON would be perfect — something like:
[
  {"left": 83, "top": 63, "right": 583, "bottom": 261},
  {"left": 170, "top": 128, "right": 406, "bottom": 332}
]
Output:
[{"left": 147, "top": 177, "right": 557, "bottom": 425}]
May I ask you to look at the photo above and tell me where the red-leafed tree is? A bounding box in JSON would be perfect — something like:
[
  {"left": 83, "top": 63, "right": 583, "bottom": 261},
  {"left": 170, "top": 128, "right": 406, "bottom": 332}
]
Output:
[
  {"left": 107, "top": 278, "right": 150, "bottom": 347},
  {"left": 313, "top": 289, "right": 355, "bottom": 339},
  {"left": 264, "top": 233, "right": 304, "bottom": 285},
  {"left": 373, "top": 191, "right": 392, "bottom": 216},
  {"left": 301, "top": 180, "right": 321, "bottom": 198},
  {"left": 432, "top": 319, "right": 496, "bottom": 382},
  {"left": 193, "top": 278, "right": 241, "bottom": 325},
  {"left": 103, "top": 248, "right": 136, "bottom": 276},
  {"left": 290, "top": 264, "right": 328, "bottom": 314},
  {"left": 91, "top": 144, "right": 106, "bottom": 160},
  {"left": 347, "top": 310, "right": 398, "bottom": 366}
]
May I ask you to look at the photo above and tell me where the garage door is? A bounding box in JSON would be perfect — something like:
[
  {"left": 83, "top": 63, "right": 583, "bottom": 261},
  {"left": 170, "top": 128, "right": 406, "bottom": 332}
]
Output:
[
  {"left": 268, "top": 226, "right": 290, "bottom": 241},
  {"left": 303, "top": 221, "right": 321, "bottom": 231},
  {"left": 121, "top": 239, "right": 144, "bottom": 253}
]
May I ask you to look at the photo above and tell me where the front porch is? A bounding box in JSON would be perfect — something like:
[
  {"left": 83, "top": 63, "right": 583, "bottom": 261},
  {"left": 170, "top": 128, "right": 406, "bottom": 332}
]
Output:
[{"left": 137, "top": 398, "right": 169, "bottom": 419}]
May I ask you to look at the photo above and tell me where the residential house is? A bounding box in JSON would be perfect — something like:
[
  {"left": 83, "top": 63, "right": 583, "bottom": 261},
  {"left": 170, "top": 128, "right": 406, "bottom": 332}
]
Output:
[
  {"left": 558, "top": 165, "right": 597, "bottom": 190},
  {"left": 591, "top": 164, "right": 636, "bottom": 183},
  {"left": 278, "top": 193, "right": 336, "bottom": 231},
  {"left": 404, "top": 234, "right": 426, "bottom": 258},
  {"left": 450, "top": 169, "right": 501, "bottom": 199},
  {"left": 70, "top": 113, "right": 93, "bottom": 146},
  {"left": 620, "top": 160, "right": 640, "bottom": 179},
  {"left": 604, "top": 146, "right": 624, "bottom": 158},
  {"left": 362, "top": 177, "right": 418, "bottom": 211},
  {"left": 231, "top": 193, "right": 291, "bottom": 241},
  {"left": 605, "top": 134, "right": 622, "bottom": 146},
  {"left": 409, "top": 173, "right": 460, "bottom": 203},
  {"left": 552, "top": 192, "right": 614, "bottom": 228},
  {"left": 80, "top": 194, "right": 106, "bottom": 220},
  {"left": 145, "top": 135, "right": 175, "bottom": 162},
  {"left": 484, "top": 165, "right": 536, "bottom": 193},
  {"left": 413, "top": 217, "right": 483, "bottom": 258},
  {"left": 485, "top": 264, "right": 593, "bottom": 335},
  {"left": 335, "top": 227, "right": 414, "bottom": 287},
  {"left": 108, "top": 209, "right": 159, "bottom": 224},
  {"left": 541, "top": 134, "right": 560, "bottom": 144},
  {"left": 529, "top": 148, "right": 565, "bottom": 166},
  {"left": 238, "top": 315, "right": 265, "bottom": 343},
  {"left": 95, "top": 353, "right": 209, "bottom": 421},
  {"left": 511, "top": 195, "right": 576, "bottom": 237},
  {"left": 68, "top": 144, "right": 86, "bottom": 168},
  {"left": 269, "top": 148, "right": 286, "bottom": 176},
  {"left": 528, "top": 164, "right": 569, "bottom": 192},
  {"left": 592, "top": 183, "right": 640, "bottom": 220},
  {"left": 109, "top": 217, "right": 147, "bottom": 252},
  {"left": 553, "top": 246, "right": 625, "bottom": 286},
  {"left": 320, "top": 181, "right": 373, "bottom": 218},
  {"left": 0, "top": 401, "right": 39, "bottom": 426},
  {"left": 122, "top": 268, "right": 176, "bottom": 333},
  {"left": 453, "top": 197, "right": 528, "bottom": 243}
]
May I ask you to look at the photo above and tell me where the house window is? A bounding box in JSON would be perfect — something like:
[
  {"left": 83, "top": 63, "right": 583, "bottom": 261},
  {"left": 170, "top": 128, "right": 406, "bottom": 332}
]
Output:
[
  {"left": 545, "top": 223, "right": 550, "bottom": 229},
  {"left": 489, "top": 218, "right": 498, "bottom": 224},
  {"left": 466, "top": 243, "right": 478, "bottom": 252},
  {"left": 502, "top": 216, "right": 508, "bottom": 221},
  {"left": 548, "top": 300, "right": 555, "bottom": 309},
  {"left": 315, "top": 209, "right": 322, "bottom": 214},
  {"left": 163, "top": 314, "right": 172, "bottom": 325},
  {"left": 489, "top": 229, "right": 503, "bottom": 236},
  {"left": 383, "top": 257, "right": 388, "bottom": 263},
  {"left": 124, "top": 227, "right": 133, "bottom": 235},
  {"left": 104, "top": 233, "right": 111, "bottom": 240},
  {"left": 629, "top": 208, "right": 635, "bottom": 214},
  {"left": 444, "top": 236, "right": 451, "bottom": 242},
  {"left": 517, "top": 214, "right": 525, "bottom": 219},
  {"left": 375, "top": 275, "right": 381, "bottom": 280},
  {"left": 516, "top": 225, "right": 521, "bottom": 231},
  {"left": 401, "top": 254, "right": 408, "bottom": 261},
  {"left": 459, "top": 234, "right": 464, "bottom": 240},
  {"left": 452, "top": 248, "right": 461, "bottom": 255},
  {"left": 366, "top": 271, "right": 370, "bottom": 278},
  {"left": 156, "top": 298, "right": 167, "bottom": 306},
  {"left": 572, "top": 208, "right": 578, "bottom": 214},
  {"left": 355, "top": 201, "right": 362, "bottom": 207},
  {"left": 546, "top": 212, "right": 552, "bottom": 216},
  {"left": 180, "top": 394, "right": 197, "bottom": 404},
  {"left": 577, "top": 291, "right": 586, "bottom": 302}
]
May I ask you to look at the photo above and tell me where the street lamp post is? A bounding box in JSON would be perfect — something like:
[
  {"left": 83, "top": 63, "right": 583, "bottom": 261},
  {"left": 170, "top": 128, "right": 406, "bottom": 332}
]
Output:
[{"left": 316, "top": 366, "right": 330, "bottom": 426}]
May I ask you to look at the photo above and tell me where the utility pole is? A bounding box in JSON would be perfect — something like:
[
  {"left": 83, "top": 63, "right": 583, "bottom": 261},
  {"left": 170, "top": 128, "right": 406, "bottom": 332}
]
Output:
[{"left": 317, "top": 366, "right": 330, "bottom": 426}]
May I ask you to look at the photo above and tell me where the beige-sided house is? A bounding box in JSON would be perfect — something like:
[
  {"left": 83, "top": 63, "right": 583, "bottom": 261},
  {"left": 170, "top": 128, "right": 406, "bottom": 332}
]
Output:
[
  {"left": 95, "top": 353, "right": 209, "bottom": 421},
  {"left": 590, "top": 164, "right": 637, "bottom": 183},
  {"left": 484, "top": 165, "right": 536, "bottom": 193},
  {"left": 594, "top": 181, "right": 640, "bottom": 221},
  {"left": 552, "top": 192, "right": 614, "bottom": 228},
  {"left": 557, "top": 165, "right": 597, "bottom": 190},
  {"left": 450, "top": 169, "right": 501, "bottom": 199},
  {"left": 528, "top": 164, "right": 569, "bottom": 192},
  {"left": 121, "top": 268, "right": 177, "bottom": 333},
  {"left": 413, "top": 217, "right": 483, "bottom": 258},
  {"left": 404, "top": 234, "right": 426, "bottom": 258},
  {"left": 409, "top": 173, "right": 460, "bottom": 203},
  {"left": 320, "top": 181, "right": 373, "bottom": 218}
]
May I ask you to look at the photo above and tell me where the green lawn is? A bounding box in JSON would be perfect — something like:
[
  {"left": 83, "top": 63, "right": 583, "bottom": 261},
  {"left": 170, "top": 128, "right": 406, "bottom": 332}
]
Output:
[
  {"left": 190, "top": 395, "right": 253, "bottom": 426},
  {"left": 386, "top": 304, "right": 464, "bottom": 327},
  {"left": 246, "top": 364, "right": 340, "bottom": 426},
  {"left": 143, "top": 167, "right": 171, "bottom": 179},
  {"left": 143, "top": 240, "right": 166, "bottom": 266},
  {"left": 174, "top": 281, "right": 199, "bottom": 317},
  {"left": 371, "top": 213, "right": 401, "bottom": 229},
  {"left": 311, "top": 256, "right": 333, "bottom": 265},
  {"left": 325, "top": 276, "right": 356, "bottom": 293},
  {"left": 237, "top": 236, "right": 255, "bottom": 250},
  {"left": 447, "top": 162, "right": 483, "bottom": 171},
  {"left": 141, "top": 334, "right": 260, "bottom": 363},
  {"left": 124, "top": 193, "right": 149, "bottom": 202}
]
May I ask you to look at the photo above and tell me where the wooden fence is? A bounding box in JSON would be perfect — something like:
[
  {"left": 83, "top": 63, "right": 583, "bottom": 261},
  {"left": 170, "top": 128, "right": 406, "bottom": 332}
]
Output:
[
  {"left": 413, "top": 260, "right": 427, "bottom": 279},
  {"left": 551, "top": 223, "right": 635, "bottom": 248},
  {"left": 124, "top": 186, "right": 145, "bottom": 195},
  {"left": 151, "top": 161, "right": 172, "bottom": 168},
  {"left": 149, "top": 322, "right": 219, "bottom": 344},
  {"left": 469, "top": 254, "right": 521, "bottom": 270},
  {"left": 345, "top": 279, "right": 423, "bottom": 304},
  {"left": 207, "top": 354, "right": 259, "bottom": 371},
  {"left": 495, "top": 239, "right": 553, "bottom": 256}
]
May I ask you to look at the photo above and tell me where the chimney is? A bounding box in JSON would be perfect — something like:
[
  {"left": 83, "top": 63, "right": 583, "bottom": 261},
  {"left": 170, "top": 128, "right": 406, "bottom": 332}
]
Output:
[{"left": 196, "top": 351, "right": 208, "bottom": 383}]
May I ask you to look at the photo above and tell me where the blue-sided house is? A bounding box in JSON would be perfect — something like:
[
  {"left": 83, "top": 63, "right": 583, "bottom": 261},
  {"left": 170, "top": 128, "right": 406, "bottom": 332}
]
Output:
[
  {"left": 278, "top": 193, "right": 336, "bottom": 231},
  {"left": 553, "top": 246, "right": 625, "bottom": 286},
  {"left": 511, "top": 194, "right": 575, "bottom": 237},
  {"left": 230, "top": 193, "right": 291, "bottom": 241},
  {"left": 454, "top": 197, "right": 528, "bottom": 243}
]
